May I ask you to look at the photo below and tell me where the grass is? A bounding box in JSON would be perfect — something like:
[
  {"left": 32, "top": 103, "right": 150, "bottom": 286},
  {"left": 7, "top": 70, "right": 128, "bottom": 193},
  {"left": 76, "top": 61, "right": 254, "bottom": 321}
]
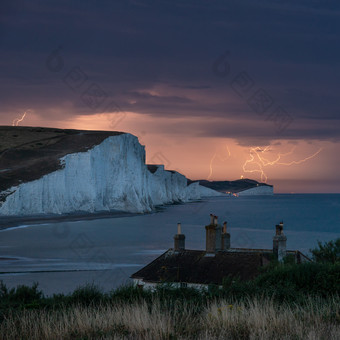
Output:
[
  {"left": 0, "top": 126, "right": 67, "bottom": 152},
  {"left": 0, "top": 293, "right": 339, "bottom": 339}
]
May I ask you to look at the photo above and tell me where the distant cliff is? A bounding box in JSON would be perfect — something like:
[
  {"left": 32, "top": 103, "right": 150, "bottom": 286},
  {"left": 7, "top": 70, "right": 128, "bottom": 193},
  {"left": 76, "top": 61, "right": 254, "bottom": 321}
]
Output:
[
  {"left": 237, "top": 185, "right": 273, "bottom": 196},
  {"left": 189, "top": 179, "right": 273, "bottom": 195},
  {"left": 0, "top": 127, "right": 222, "bottom": 216}
]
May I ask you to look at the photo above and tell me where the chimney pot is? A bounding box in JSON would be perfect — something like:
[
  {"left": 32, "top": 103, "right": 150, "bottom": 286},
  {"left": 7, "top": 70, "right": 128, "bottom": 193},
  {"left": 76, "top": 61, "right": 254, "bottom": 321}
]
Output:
[
  {"left": 213, "top": 215, "right": 218, "bottom": 226},
  {"left": 273, "top": 222, "right": 287, "bottom": 262},
  {"left": 210, "top": 214, "right": 214, "bottom": 225},
  {"left": 223, "top": 221, "right": 227, "bottom": 234},
  {"left": 174, "top": 223, "right": 185, "bottom": 252}
]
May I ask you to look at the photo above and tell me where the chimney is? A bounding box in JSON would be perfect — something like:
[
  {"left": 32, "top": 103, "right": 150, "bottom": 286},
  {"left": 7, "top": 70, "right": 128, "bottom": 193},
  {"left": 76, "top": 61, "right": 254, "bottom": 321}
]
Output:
[
  {"left": 273, "top": 221, "right": 287, "bottom": 262},
  {"left": 221, "top": 221, "right": 231, "bottom": 250},
  {"left": 177, "top": 222, "right": 181, "bottom": 235},
  {"left": 223, "top": 221, "right": 227, "bottom": 234},
  {"left": 174, "top": 223, "right": 185, "bottom": 251},
  {"left": 205, "top": 214, "right": 222, "bottom": 253}
]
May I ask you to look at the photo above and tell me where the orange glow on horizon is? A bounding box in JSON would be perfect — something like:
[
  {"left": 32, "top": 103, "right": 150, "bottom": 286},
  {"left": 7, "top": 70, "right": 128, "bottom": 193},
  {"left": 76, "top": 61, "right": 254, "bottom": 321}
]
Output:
[{"left": 3, "top": 110, "right": 336, "bottom": 193}]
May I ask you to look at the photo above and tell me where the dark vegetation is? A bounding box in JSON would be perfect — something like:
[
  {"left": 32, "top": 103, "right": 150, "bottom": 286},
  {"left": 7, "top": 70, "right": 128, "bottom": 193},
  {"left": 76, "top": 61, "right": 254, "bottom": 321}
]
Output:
[
  {"left": 188, "top": 178, "right": 273, "bottom": 193},
  {"left": 311, "top": 238, "right": 340, "bottom": 264}
]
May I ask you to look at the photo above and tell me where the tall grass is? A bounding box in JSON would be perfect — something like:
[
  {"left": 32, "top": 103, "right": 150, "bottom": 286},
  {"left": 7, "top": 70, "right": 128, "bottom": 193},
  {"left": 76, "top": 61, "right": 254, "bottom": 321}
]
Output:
[
  {"left": 1, "top": 295, "right": 339, "bottom": 339},
  {"left": 1, "top": 260, "right": 339, "bottom": 339}
]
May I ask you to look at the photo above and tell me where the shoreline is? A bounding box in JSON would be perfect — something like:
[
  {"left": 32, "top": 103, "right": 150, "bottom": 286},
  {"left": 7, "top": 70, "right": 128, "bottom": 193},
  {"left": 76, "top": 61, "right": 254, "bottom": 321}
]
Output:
[
  {"left": 0, "top": 199, "right": 204, "bottom": 231},
  {"left": 0, "top": 210, "right": 146, "bottom": 231}
]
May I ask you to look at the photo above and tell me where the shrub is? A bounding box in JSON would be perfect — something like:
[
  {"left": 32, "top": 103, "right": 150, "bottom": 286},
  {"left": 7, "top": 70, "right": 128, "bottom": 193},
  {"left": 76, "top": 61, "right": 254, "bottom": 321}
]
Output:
[
  {"left": 254, "top": 262, "right": 340, "bottom": 297},
  {"left": 0, "top": 281, "right": 43, "bottom": 306},
  {"left": 311, "top": 238, "right": 340, "bottom": 264},
  {"left": 70, "top": 283, "right": 106, "bottom": 305}
]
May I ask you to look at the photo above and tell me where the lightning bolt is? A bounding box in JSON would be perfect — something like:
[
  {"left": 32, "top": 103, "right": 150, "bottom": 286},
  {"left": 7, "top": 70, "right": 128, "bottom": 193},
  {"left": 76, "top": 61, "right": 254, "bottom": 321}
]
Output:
[
  {"left": 242, "top": 146, "right": 323, "bottom": 183},
  {"left": 242, "top": 147, "right": 268, "bottom": 182},
  {"left": 226, "top": 145, "right": 231, "bottom": 157},
  {"left": 12, "top": 110, "right": 30, "bottom": 126},
  {"left": 208, "top": 145, "right": 231, "bottom": 180}
]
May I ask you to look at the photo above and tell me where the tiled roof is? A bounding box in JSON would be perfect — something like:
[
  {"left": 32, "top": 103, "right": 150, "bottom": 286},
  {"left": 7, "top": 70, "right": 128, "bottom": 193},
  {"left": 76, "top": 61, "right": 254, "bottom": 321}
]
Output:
[{"left": 131, "top": 249, "right": 273, "bottom": 285}]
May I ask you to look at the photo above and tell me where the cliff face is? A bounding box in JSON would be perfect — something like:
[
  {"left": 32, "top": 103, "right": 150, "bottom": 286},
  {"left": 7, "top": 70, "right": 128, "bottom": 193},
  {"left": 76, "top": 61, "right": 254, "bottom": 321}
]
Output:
[{"left": 0, "top": 132, "right": 221, "bottom": 216}]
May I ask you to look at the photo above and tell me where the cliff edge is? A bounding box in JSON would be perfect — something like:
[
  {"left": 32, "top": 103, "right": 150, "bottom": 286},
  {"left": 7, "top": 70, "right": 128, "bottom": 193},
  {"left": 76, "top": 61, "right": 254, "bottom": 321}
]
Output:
[{"left": 0, "top": 126, "right": 221, "bottom": 216}]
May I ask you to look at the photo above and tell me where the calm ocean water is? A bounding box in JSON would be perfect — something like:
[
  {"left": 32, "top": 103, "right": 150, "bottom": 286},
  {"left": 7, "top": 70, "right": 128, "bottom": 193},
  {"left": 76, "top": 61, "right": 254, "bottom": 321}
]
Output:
[{"left": 0, "top": 194, "right": 339, "bottom": 295}]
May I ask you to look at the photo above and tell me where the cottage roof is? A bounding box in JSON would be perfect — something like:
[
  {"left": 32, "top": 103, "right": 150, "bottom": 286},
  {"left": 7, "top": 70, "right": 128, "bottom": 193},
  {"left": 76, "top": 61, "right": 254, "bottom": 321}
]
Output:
[
  {"left": 133, "top": 249, "right": 260, "bottom": 285},
  {"left": 131, "top": 248, "right": 310, "bottom": 285}
]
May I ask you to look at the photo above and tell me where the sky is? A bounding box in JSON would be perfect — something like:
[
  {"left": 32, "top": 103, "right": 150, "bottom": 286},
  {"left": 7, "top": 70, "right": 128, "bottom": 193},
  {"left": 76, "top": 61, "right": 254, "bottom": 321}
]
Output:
[{"left": 1, "top": 0, "right": 340, "bottom": 193}]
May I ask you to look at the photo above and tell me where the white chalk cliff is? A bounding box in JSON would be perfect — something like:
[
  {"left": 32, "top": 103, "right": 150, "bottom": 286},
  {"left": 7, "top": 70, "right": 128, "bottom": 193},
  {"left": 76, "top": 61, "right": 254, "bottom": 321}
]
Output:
[{"left": 0, "top": 134, "right": 222, "bottom": 216}]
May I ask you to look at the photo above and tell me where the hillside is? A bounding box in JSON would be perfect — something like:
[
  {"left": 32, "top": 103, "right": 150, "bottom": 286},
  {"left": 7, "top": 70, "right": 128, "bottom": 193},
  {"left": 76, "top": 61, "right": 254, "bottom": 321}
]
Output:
[{"left": 189, "top": 178, "right": 273, "bottom": 194}]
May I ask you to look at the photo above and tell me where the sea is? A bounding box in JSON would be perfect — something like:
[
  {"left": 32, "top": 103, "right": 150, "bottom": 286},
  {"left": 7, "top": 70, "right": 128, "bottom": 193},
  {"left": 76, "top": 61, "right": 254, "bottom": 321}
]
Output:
[{"left": 0, "top": 194, "right": 339, "bottom": 295}]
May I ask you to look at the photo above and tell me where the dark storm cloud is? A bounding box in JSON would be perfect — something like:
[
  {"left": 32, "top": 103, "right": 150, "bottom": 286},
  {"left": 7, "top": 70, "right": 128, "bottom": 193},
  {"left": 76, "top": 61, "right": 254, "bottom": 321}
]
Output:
[
  {"left": 1, "top": 0, "right": 340, "bottom": 143},
  {"left": 171, "top": 85, "right": 211, "bottom": 89}
]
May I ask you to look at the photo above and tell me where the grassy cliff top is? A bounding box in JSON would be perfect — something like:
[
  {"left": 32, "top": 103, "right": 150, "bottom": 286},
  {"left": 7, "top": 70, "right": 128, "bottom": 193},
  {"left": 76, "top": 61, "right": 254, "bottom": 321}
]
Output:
[{"left": 0, "top": 126, "right": 124, "bottom": 194}]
